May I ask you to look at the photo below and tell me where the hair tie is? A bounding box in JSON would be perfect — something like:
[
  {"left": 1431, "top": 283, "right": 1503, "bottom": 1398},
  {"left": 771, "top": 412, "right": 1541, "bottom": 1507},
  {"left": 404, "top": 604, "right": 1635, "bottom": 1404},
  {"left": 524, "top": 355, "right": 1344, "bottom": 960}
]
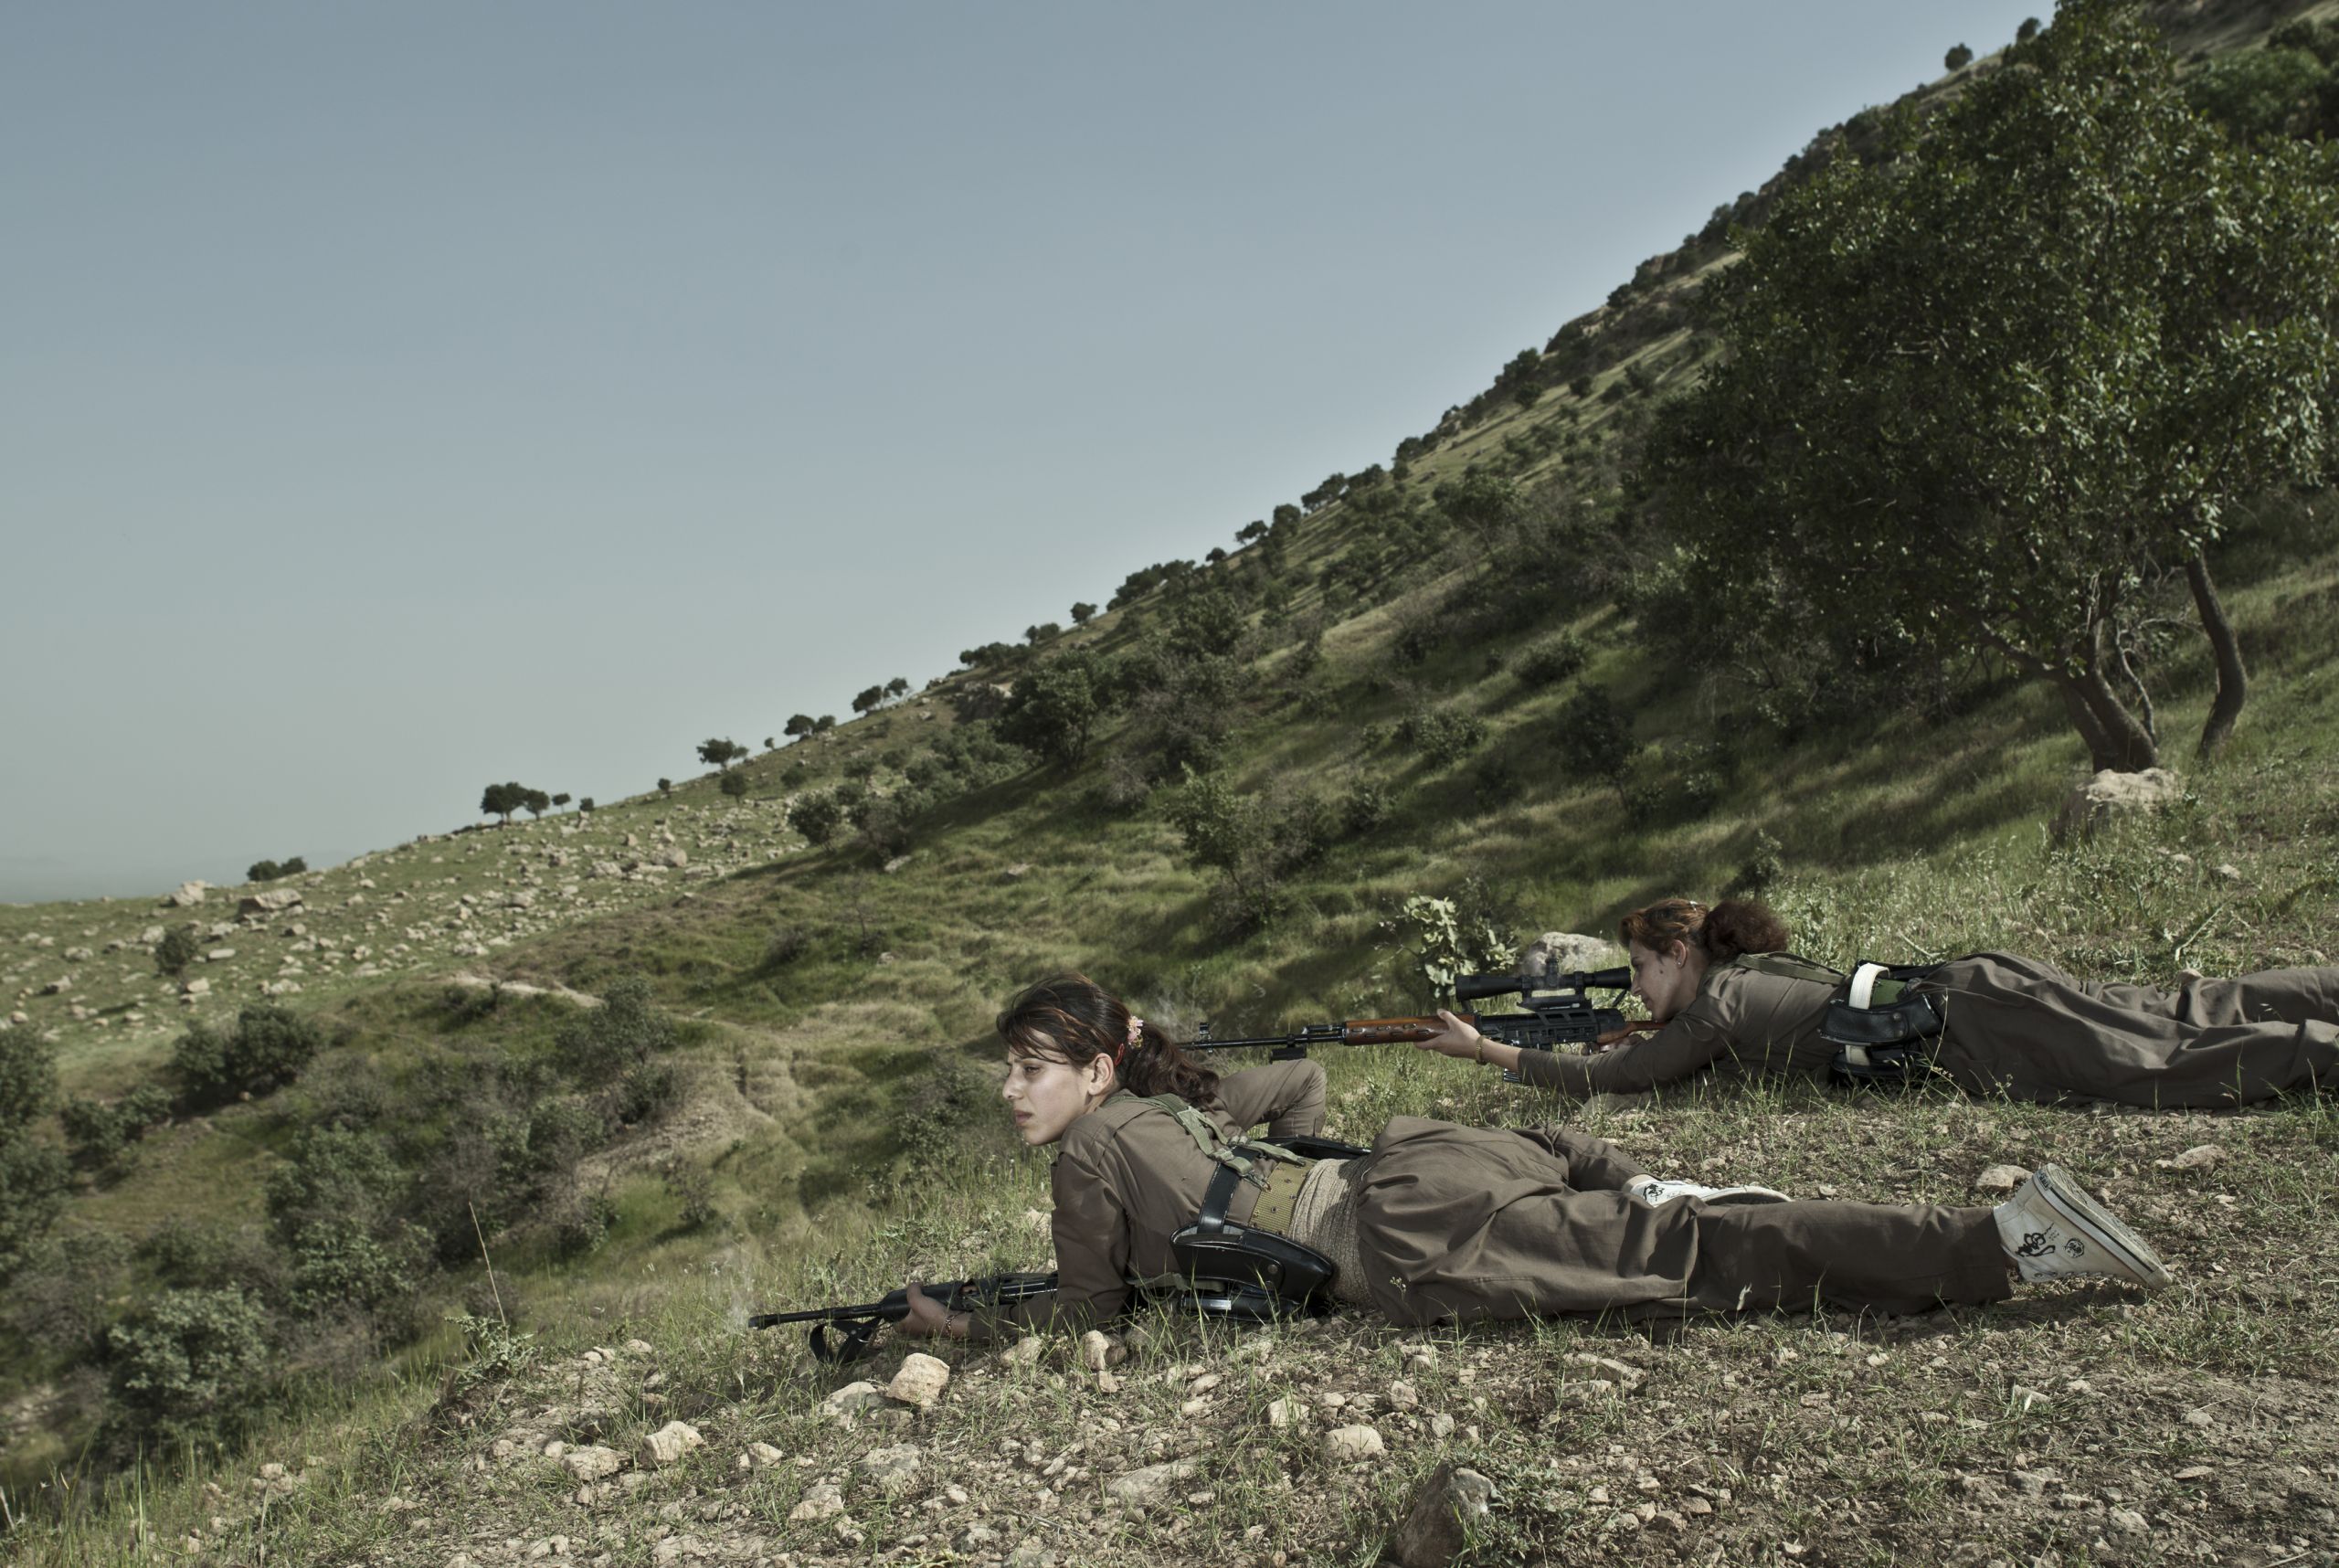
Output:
[{"left": 1117, "top": 1016, "right": 1144, "bottom": 1065}]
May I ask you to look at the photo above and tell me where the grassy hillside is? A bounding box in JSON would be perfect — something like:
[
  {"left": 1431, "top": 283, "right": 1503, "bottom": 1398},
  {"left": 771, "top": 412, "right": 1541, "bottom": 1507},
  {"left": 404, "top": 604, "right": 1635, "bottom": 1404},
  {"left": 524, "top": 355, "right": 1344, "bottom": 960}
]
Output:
[{"left": 7, "top": 2, "right": 2339, "bottom": 1561}]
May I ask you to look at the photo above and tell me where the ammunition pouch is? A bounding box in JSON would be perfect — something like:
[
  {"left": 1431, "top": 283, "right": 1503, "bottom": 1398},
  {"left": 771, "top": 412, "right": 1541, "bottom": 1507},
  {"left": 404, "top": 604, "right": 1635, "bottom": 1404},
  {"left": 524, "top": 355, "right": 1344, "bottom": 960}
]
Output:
[
  {"left": 1822, "top": 961, "right": 1945, "bottom": 1088},
  {"left": 1170, "top": 1160, "right": 1339, "bottom": 1320}
]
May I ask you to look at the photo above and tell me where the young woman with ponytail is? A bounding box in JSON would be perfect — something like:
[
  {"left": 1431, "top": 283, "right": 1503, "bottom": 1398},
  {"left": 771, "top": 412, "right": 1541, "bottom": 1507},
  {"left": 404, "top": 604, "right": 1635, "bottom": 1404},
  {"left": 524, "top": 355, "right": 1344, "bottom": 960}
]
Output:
[
  {"left": 894, "top": 972, "right": 2169, "bottom": 1345},
  {"left": 1413, "top": 895, "right": 2339, "bottom": 1107}
]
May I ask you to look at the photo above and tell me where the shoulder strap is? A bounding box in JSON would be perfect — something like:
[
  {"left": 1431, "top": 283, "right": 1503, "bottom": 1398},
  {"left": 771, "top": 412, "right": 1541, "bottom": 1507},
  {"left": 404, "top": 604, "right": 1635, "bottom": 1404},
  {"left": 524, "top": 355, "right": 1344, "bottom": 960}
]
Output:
[
  {"left": 1135, "top": 1092, "right": 1308, "bottom": 1187},
  {"left": 1726, "top": 951, "right": 1848, "bottom": 988}
]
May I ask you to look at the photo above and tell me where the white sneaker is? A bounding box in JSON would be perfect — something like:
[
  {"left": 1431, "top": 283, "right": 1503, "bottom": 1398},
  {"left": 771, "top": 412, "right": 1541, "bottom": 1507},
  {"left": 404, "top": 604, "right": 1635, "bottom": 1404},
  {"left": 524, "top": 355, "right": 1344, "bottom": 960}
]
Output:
[
  {"left": 1995, "top": 1165, "right": 2171, "bottom": 1289},
  {"left": 1625, "top": 1176, "right": 1790, "bottom": 1207}
]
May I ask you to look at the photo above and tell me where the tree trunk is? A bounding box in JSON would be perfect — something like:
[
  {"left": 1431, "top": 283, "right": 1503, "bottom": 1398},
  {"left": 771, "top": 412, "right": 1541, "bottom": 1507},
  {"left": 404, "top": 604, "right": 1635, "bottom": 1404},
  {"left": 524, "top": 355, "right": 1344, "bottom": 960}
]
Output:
[
  {"left": 2186, "top": 549, "right": 2249, "bottom": 758},
  {"left": 2053, "top": 663, "right": 2159, "bottom": 772}
]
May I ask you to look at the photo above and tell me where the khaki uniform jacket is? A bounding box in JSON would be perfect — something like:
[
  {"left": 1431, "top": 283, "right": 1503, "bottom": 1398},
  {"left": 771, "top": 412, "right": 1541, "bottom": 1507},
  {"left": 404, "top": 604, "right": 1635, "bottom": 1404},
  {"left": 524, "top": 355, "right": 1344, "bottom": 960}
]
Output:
[
  {"left": 982, "top": 1058, "right": 1326, "bottom": 1337},
  {"left": 1514, "top": 951, "right": 2339, "bottom": 1108}
]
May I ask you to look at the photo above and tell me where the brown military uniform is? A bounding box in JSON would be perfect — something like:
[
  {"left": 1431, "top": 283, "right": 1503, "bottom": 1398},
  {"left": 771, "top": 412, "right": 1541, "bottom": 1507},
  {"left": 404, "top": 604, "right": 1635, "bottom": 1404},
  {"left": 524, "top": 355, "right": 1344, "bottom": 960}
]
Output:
[
  {"left": 987, "top": 1059, "right": 2011, "bottom": 1336},
  {"left": 1514, "top": 952, "right": 2339, "bottom": 1108}
]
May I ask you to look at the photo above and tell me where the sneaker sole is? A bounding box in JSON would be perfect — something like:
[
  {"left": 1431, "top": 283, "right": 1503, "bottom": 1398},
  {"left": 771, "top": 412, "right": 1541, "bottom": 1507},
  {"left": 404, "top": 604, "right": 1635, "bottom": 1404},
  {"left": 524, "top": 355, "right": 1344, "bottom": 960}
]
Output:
[
  {"left": 2031, "top": 1165, "right": 2172, "bottom": 1289},
  {"left": 1704, "top": 1187, "right": 1791, "bottom": 1206}
]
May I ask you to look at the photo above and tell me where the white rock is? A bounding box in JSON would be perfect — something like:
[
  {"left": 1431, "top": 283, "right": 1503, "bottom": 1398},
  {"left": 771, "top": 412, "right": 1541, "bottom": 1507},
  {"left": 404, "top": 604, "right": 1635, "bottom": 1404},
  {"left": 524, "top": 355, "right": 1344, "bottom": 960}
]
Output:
[
  {"left": 162, "top": 882, "right": 208, "bottom": 907},
  {"left": 181, "top": 978, "right": 210, "bottom": 997},
  {"left": 1077, "top": 1330, "right": 1127, "bottom": 1371},
  {"left": 2158, "top": 1143, "right": 2227, "bottom": 1171},
  {"left": 1390, "top": 1463, "right": 1495, "bottom": 1568},
  {"left": 2054, "top": 768, "right": 2181, "bottom": 841},
  {"left": 860, "top": 1444, "right": 921, "bottom": 1489},
  {"left": 1975, "top": 1164, "right": 2027, "bottom": 1193},
  {"left": 636, "top": 1421, "right": 703, "bottom": 1467},
  {"left": 1325, "top": 1425, "right": 1385, "bottom": 1462},
  {"left": 887, "top": 1353, "right": 951, "bottom": 1409},
  {"left": 1266, "top": 1397, "right": 1307, "bottom": 1428},
  {"left": 788, "top": 1481, "right": 845, "bottom": 1521},
  {"left": 560, "top": 1446, "right": 624, "bottom": 1480},
  {"left": 746, "top": 1441, "right": 782, "bottom": 1467},
  {"left": 1107, "top": 1461, "right": 1196, "bottom": 1507},
  {"left": 1521, "top": 931, "right": 1625, "bottom": 980},
  {"left": 2110, "top": 1508, "right": 2148, "bottom": 1534},
  {"left": 822, "top": 1381, "right": 889, "bottom": 1417}
]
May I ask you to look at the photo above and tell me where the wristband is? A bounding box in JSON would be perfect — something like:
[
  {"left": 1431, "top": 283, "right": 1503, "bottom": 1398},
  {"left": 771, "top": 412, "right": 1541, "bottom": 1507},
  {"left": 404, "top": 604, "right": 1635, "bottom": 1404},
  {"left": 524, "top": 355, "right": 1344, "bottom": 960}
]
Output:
[{"left": 1474, "top": 1037, "right": 1485, "bottom": 1065}]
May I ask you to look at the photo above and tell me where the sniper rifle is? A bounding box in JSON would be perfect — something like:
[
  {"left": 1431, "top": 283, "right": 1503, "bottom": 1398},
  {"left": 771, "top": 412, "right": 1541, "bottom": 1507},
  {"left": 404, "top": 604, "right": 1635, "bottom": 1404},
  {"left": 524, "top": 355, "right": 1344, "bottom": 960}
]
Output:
[{"left": 1185, "top": 966, "right": 1648, "bottom": 1076}]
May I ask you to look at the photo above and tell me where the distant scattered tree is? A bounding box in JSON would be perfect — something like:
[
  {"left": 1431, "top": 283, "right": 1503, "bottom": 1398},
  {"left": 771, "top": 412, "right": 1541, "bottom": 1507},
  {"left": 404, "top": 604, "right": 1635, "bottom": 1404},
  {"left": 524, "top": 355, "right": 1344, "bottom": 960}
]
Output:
[
  {"left": 762, "top": 737, "right": 776, "bottom": 751},
  {"left": 1235, "top": 521, "right": 1267, "bottom": 544},
  {"left": 2016, "top": 16, "right": 2041, "bottom": 42},
  {"left": 171, "top": 1003, "right": 324, "bottom": 1107},
  {"left": 1204, "top": 546, "right": 1228, "bottom": 565},
  {"left": 522, "top": 789, "right": 552, "bottom": 820},
  {"left": 578, "top": 797, "right": 595, "bottom": 813},
  {"left": 815, "top": 715, "right": 837, "bottom": 733},
  {"left": 1570, "top": 374, "right": 1594, "bottom": 398},
  {"left": 657, "top": 778, "right": 673, "bottom": 795},
  {"left": 1024, "top": 622, "right": 1062, "bottom": 645},
  {"left": 247, "top": 859, "right": 280, "bottom": 883},
  {"left": 851, "top": 685, "right": 884, "bottom": 715},
  {"left": 884, "top": 676, "right": 909, "bottom": 700},
  {"left": 719, "top": 770, "right": 749, "bottom": 800},
  {"left": 997, "top": 652, "right": 1109, "bottom": 770},
  {"left": 788, "top": 790, "right": 844, "bottom": 846},
  {"left": 480, "top": 781, "right": 529, "bottom": 824},
  {"left": 1070, "top": 601, "right": 1098, "bottom": 625},
  {"left": 552, "top": 792, "right": 571, "bottom": 809},
  {"left": 154, "top": 927, "right": 201, "bottom": 980},
  {"left": 1271, "top": 503, "right": 1301, "bottom": 530},
  {"left": 697, "top": 737, "right": 746, "bottom": 770},
  {"left": 784, "top": 714, "right": 816, "bottom": 739},
  {"left": 1945, "top": 42, "right": 1974, "bottom": 70}
]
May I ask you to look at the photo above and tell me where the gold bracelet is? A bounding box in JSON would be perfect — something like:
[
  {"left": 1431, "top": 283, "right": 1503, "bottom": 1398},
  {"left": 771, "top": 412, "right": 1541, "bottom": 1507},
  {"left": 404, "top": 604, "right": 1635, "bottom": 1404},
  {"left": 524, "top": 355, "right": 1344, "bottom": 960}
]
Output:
[{"left": 1474, "top": 1037, "right": 1485, "bottom": 1065}]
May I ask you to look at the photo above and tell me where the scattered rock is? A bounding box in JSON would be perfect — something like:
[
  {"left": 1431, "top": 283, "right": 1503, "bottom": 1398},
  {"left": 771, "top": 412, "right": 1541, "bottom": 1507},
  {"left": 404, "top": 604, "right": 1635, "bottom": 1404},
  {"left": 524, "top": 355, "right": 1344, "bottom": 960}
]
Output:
[
  {"left": 1391, "top": 1463, "right": 1495, "bottom": 1568},
  {"left": 2053, "top": 768, "right": 2181, "bottom": 841},
  {"left": 2158, "top": 1143, "right": 2227, "bottom": 1171},
  {"left": 505, "top": 891, "right": 536, "bottom": 909},
  {"left": 1430, "top": 1413, "right": 1455, "bottom": 1439},
  {"left": 1107, "top": 1461, "right": 1196, "bottom": 1508},
  {"left": 822, "top": 1382, "right": 889, "bottom": 1418},
  {"left": 1077, "top": 1330, "right": 1127, "bottom": 1371},
  {"left": 180, "top": 978, "right": 210, "bottom": 997},
  {"left": 2009, "top": 1384, "right": 2050, "bottom": 1413},
  {"left": 560, "top": 1446, "right": 624, "bottom": 1481},
  {"left": 745, "top": 1442, "right": 782, "bottom": 1468},
  {"left": 887, "top": 1353, "right": 950, "bottom": 1409},
  {"left": 162, "top": 882, "right": 208, "bottom": 907},
  {"left": 636, "top": 1422, "right": 703, "bottom": 1468},
  {"left": 1267, "top": 1397, "right": 1307, "bottom": 1428},
  {"left": 37, "top": 977, "right": 69, "bottom": 996},
  {"left": 2215, "top": 862, "right": 2243, "bottom": 883},
  {"left": 238, "top": 890, "right": 302, "bottom": 916},
  {"left": 2110, "top": 1508, "right": 2148, "bottom": 1534},
  {"left": 1002, "top": 863, "right": 1032, "bottom": 880},
  {"left": 205, "top": 948, "right": 237, "bottom": 962},
  {"left": 1975, "top": 1164, "right": 2027, "bottom": 1193},
  {"left": 1520, "top": 931, "right": 1623, "bottom": 980},
  {"left": 860, "top": 1444, "right": 921, "bottom": 1489},
  {"left": 1325, "top": 1425, "right": 1385, "bottom": 1462},
  {"left": 788, "top": 1482, "right": 845, "bottom": 1522},
  {"left": 657, "top": 848, "right": 688, "bottom": 869}
]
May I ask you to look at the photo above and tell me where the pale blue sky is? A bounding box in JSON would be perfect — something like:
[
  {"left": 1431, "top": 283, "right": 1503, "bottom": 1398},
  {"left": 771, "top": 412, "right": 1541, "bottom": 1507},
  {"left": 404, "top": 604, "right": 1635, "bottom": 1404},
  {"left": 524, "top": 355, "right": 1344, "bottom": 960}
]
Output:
[{"left": 1, "top": 2, "right": 2044, "bottom": 901}]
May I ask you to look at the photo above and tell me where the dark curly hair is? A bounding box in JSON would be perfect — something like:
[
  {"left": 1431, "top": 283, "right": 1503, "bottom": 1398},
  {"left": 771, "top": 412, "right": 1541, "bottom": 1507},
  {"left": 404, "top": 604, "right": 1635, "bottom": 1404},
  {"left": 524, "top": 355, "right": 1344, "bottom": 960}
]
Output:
[
  {"left": 1618, "top": 896, "right": 1789, "bottom": 964},
  {"left": 996, "top": 972, "right": 1221, "bottom": 1107}
]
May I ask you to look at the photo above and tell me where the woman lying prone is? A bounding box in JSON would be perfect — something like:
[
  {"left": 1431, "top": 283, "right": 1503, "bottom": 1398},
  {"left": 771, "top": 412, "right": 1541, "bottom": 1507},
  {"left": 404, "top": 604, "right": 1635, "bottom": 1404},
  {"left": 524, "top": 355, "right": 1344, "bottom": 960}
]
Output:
[{"left": 896, "top": 974, "right": 2167, "bottom": 1343}]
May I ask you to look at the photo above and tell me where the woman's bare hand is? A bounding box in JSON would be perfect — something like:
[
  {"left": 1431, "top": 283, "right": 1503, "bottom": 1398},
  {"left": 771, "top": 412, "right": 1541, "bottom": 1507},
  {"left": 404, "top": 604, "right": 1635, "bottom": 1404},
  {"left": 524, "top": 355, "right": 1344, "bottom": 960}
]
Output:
[
  {"left": 1410, "top": 1009, "right": 1487, "bottom": 1062},
  {"left": 896, "top": 1281, "right": 962, "bottom": 1340}
]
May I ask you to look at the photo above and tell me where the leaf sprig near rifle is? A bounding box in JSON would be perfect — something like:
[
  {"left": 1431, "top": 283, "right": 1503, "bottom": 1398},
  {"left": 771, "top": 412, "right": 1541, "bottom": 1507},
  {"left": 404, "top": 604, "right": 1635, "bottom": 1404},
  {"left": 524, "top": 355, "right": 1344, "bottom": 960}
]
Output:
[{"left": 1183, "top": 966, "right": 1648, "bottom": 1073}]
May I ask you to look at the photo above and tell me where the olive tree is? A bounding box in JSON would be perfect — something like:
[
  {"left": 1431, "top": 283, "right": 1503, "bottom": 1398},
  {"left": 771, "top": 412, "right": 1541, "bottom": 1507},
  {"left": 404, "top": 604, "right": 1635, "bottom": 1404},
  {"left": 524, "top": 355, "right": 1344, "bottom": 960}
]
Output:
[{"left": 1642, "top": 0, "right": 2339, "bottom": 768}]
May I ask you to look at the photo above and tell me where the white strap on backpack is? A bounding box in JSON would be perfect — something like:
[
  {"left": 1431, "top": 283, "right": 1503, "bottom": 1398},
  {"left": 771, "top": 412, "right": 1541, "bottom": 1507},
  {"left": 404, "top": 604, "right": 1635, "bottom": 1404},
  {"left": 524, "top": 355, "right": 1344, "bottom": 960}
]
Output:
[{"left": 1847, "top": 961, "right": 1889, "bottom": 1011}]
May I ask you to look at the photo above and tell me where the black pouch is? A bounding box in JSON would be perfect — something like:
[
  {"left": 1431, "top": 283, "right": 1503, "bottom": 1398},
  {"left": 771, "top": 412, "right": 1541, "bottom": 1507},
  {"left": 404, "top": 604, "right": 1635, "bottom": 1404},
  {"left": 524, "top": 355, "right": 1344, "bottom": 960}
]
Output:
[
  {"left": 1822, "top": 965, "right": 1945, "bottom": 1088},
  {"left": 1169, "top": 1161, "right": 1339, "bottom": 1318}
]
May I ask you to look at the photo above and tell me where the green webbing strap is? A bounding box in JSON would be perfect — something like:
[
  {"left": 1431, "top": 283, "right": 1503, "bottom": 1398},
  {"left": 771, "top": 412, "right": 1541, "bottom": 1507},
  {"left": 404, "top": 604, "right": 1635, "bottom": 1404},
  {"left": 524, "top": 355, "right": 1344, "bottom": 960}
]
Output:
[
  {"left": 1725, "top": 951, "right": 1848, "bottom": 988},
  {"left": 1137, "top": 1092, "right": 1307, "bottom": 1189}
]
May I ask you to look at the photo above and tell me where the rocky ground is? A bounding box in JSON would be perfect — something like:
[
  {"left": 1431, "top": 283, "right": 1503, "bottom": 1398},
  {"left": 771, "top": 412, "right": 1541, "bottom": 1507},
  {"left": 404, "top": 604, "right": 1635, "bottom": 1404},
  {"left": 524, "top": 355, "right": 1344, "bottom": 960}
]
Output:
[
  {"left": 119, "top": 1097, "right": 2339, "bottom": 1568},
  {"left": 0, "top": 794, "right": 803, "bottom": 1080}
]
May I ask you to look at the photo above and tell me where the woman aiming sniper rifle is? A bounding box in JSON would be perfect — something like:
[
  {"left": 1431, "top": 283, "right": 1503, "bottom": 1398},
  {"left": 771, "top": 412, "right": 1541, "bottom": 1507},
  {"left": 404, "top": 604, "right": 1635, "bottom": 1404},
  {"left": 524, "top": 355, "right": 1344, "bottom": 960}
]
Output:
[
  {"left": 1413, "top": 897, "right": 2339, "bottom": 1107},
  {"left": 892, "top": 973, "right": 2167, "bottom": 1346}
]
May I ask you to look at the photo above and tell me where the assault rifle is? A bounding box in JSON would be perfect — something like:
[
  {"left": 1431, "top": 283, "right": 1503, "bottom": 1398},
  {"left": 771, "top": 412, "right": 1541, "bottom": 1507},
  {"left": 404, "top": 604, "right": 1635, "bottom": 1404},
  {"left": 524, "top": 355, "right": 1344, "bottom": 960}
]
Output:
[
  {"left": 750, "top": 1272, "right": 1058, "bottom": 1362},
  {"left": 1185, "top": 967, "right": 1640, "bottom": 1075}
]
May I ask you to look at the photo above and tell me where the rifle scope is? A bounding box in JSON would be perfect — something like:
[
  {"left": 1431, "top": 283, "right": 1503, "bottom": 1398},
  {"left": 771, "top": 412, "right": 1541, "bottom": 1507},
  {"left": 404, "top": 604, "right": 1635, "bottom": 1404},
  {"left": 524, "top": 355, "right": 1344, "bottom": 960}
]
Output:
[{"left": 1454, "top": 966, "right": 1632, "bottom": 1001}]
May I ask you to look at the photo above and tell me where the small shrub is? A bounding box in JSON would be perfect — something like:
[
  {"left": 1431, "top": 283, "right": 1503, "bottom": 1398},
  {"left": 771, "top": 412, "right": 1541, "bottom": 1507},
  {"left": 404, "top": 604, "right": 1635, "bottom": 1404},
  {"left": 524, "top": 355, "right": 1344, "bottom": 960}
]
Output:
[
  {"left": 59, "top": 1086, "right": 171, "bottom": 1172},
  {"left": 1730, "top": 829, "right": 1786, "bottom": 895},
  {"left": 246, "top": 856, "right": 307, "bottom": 884},
  {"left": 170, "top": 1004, "right": 324, "bottom": 1108},
  {"left": 1472, "top": 751, "right": 1519, "bottom": 807},
  {"left": 763, "top": 925, "right": 809, "bottom": 969},
  {"left": 1395, "top": 705, "right": 1488, "bottom": 767},
  {"left": 662, "top": 1163, "right": 717, "bottom": 1230},
  {"left": 5, "top": 1229, "right": 131, "bottom": 1358},
  {"left": 719, "top": 771, "right": 749, "bottom": 800},
  {"left": 1341, "top": 779, "right": 1394, "bottom": 837},
  {"left": 789, "top": 790, "right": 844, "bottom": 846},
  {"left": 1515, "top": 632, "right": 1588, "bottom": 686},
  {"left": 549, "top": 1183, "right": 619, "bottom": 1259},
  {"left": 104, "top": 1287, "right": 273, "bottom": 1449},
  {"left": 154, "top": 927, "right": 201, "bottom": 979},
  {"left": 555, "top": 977, "right": 676, "bottom": 1088}
]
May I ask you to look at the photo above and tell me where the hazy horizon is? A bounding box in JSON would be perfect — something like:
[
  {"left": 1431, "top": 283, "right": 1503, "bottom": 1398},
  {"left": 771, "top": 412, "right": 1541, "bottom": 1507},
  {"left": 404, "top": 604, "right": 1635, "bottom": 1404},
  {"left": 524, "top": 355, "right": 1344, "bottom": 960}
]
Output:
[{"left": 0, "top": 1, "right": 2046, "bottom": 904}]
